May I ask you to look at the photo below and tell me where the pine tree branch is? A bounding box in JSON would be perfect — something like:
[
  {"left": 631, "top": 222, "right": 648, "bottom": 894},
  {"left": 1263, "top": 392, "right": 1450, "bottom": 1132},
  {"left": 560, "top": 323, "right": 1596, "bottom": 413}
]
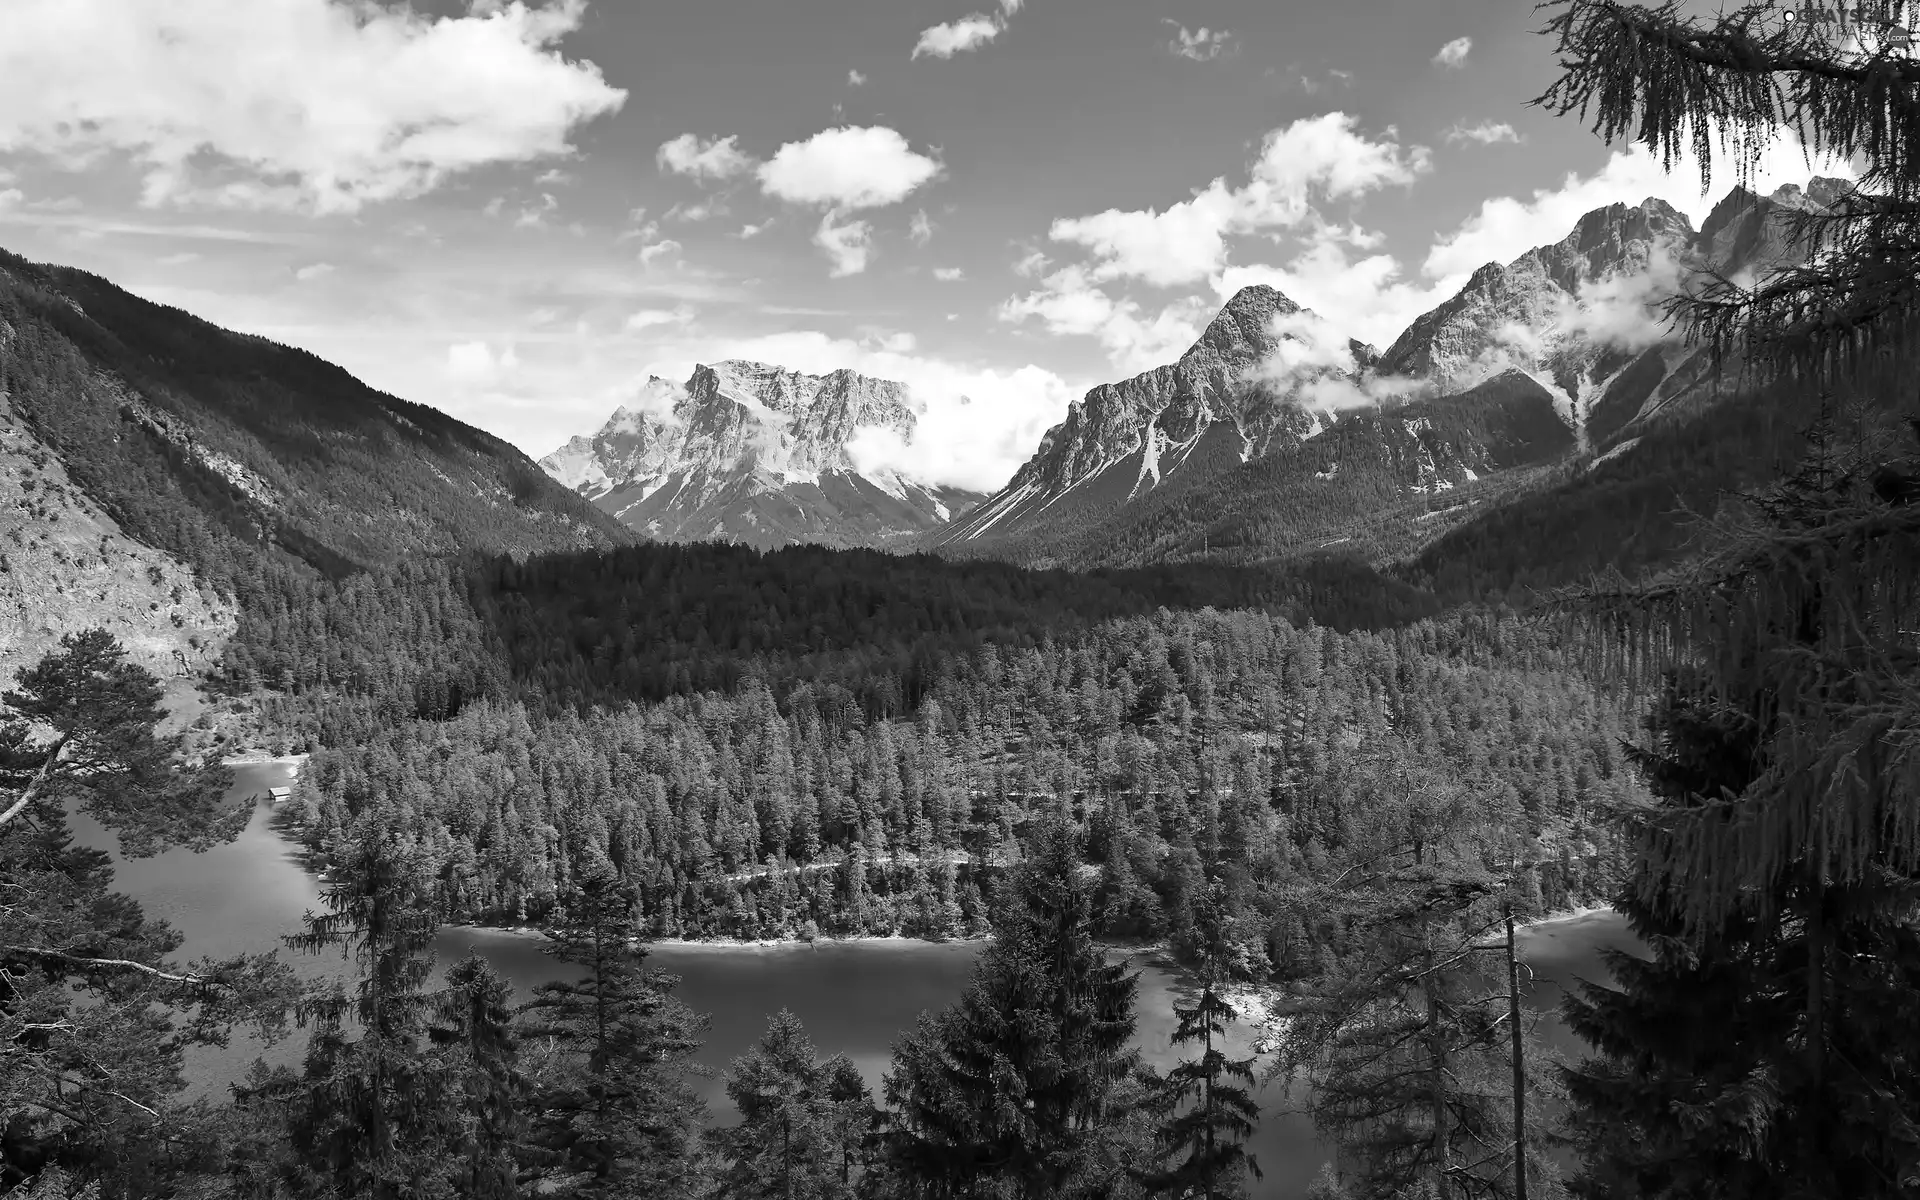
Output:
[
  {"left": 1550, "top": 1, "right": 1920, "bottom": 89},
  {"left": 0, "top": 732, "right": 71, "bottom": 832},
  {"left": 2, "top": 944, "right": 222, "bottom": 989}
]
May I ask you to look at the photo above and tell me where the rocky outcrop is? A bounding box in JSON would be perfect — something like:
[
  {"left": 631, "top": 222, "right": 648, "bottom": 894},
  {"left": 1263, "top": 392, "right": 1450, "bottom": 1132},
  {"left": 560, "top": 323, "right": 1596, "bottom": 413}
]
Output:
[
  {"left": 936, "top": 285, "right": 1379, "bottom": 546},
  {"left": 540, "top": 362, "right": 986, "bottom": 549},
  {"left": 1377, "top": 197, "right": 1696, "bottom": 395},
  {"left": 0, "top": 391, "right": 234, "bottom": 689}
]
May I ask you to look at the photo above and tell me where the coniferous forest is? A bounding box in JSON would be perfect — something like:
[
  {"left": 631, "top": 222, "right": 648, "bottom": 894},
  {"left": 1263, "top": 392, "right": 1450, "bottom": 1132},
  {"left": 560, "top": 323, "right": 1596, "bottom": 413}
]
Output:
[{"left": 4, "top": 3, "right": 1920, "bottom": 1200}]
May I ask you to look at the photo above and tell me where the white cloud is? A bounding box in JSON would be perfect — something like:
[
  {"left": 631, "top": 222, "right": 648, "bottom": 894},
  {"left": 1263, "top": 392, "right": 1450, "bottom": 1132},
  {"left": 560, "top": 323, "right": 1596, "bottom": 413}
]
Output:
[
  {"left": 0, "top": 0, "right": 625, "bottom": 214},
  {"left": 513, "top": 191, "right": 558, "bottom": 228},
  {"left": 1042, "top": 113, "right": 1430, "bottom": 289},
  {"left": 1432, "top": 36, "right": 1473, "bottom": 68},
  {"left": 1245, "top": 307, "right": 1425, "bottom": 409},
  {"left": 616, "top": 214, "right": 660, "bottom": 244},
  {"left": 1050, "top": 180, "right": 1243, "bottom": 288},
  {"left": 816, "top": 211, "right": 874, "bottom": 277},
  {"left": 1000, "top": 264, "right": 1216, "bottom": 374},
  {"left": 665, "top": 197, "right": 726, "bottom": 223},
  {"left": 656, "top": 133, "right": 755, "bottom": 182},
  {"left": 758, "top": 126, "right": 942, "bottom": 210},
  {"left": 638, "top": 238, "right": 682, "bottom": 267},
  {"left": 1165, "top": 22, "right": 1236, "bottom": 61},
  {"left": 1246, "top": 113, "right": 1432, "bottom": 211},
  {"left": 910, "top": 209, "right": 934, "bottom": 246},
  {"left": 533, "top": 166, "right": 573, "bottom": 185},
  {"left": 1559, "top": 243, "right": 1686, "bottom": 351},
  {"left": 1289, "top": 65, "right": 1356, "bottom": 95},
  {"left": 157, "top": 251, "right": 200, "bottom": 266},
  {"left": 913, "top": 13, "right": 1003, "bottom": 59},
  {"left": 848, "top": 69, "right": 867, "bottom": 86},
  {"left": 293, "top": 261, "right": 334, "bottom": 281},
  {"left": 446, "top": 340, "right": 519, "bottom": 384},
  {"left": 1210, "top": 223, "right": 1457, "bottom": 351},
  {"left": 1012, "top": 248, "right": 1051, "bottom": 277},
  {"left": 934, "top": 266, "right": 966, "bottom": 281},
  {"left": 1446, "top": 121, "right": 1522, "bottom": 145},
  {"left": 737, "top": 220, "right": 771, "bottom": 239},
  {"left": 625, "top": 305, "right": 694, "bottom": 332},
  {"left": 0, "top": 189, "right": 23, "bottom": 211},
  {"left": 1425, "top": 133, "right": 1855, "bottom": 281}
]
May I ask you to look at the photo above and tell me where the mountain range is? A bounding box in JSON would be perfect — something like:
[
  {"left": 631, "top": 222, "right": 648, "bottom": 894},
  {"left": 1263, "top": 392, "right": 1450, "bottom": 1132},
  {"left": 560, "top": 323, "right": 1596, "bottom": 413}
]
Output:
[
  {"left": 540, "top": 176, "right": 1846, "bottom": 568},
  {"left": 0, "top": 174, "right": 1855, "bottom": 687},
  {"left": 539, "top": 361, "right": 984, "bottom": 549},
  {"left": 928, "top": 175, "right": 1850, "bottom": 568}
]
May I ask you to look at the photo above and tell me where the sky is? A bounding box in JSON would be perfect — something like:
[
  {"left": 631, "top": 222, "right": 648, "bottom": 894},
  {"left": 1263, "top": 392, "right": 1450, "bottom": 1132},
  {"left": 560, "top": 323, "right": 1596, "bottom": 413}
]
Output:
[{"left": 0, "top": 0, "right": 1866, "bottom": 493}]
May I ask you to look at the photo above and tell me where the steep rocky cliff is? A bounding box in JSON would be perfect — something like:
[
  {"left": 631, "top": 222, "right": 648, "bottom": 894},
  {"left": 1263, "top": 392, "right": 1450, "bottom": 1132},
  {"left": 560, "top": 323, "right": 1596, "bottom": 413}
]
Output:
[{"left": 541, "top": 361, "right": 985, "bottom": 548}]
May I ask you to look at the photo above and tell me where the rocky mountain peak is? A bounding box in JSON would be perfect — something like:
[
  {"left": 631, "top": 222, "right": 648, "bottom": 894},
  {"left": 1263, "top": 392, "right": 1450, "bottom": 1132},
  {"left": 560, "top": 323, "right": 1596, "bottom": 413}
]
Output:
[
  {"left": 1530, "top": 196, "right": 1694, "bottom": 294},
  {"left": 539, "top": 360, "right": 980, "bottom": 548},
  {"left": 1182, "top": 285, "right": 1294, "bottom": 365}
]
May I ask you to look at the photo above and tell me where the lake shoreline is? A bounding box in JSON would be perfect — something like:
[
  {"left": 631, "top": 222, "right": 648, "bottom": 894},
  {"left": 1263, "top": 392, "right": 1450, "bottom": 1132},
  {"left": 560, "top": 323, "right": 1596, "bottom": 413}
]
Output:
[{"left": 246, "top": 748, "right": 1614, "bottom": 1042}]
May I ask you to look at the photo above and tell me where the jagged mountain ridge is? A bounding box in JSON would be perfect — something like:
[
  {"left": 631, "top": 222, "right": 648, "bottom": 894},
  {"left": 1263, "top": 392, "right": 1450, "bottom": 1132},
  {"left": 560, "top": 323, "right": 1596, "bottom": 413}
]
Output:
[
  {"left": 541, "top": 361, "right": 985, "bottom": 549},
  {"left": 932, "top": 175, "right": 1846, "bottom": 567},
  {"left": 936, "top": 285, "right": 1375, "bottom": 548},
  {"left": 1377, "top": 175, "right": 1851, "bottom": 433}
]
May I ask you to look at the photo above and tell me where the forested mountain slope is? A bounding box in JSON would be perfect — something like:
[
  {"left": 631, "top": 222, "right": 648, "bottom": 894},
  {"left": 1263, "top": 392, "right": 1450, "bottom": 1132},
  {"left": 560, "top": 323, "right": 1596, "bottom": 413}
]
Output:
[
  {"left": 223, "top": 539, "right": 1443, "bottom": 749},
  {"left": 0, "top": 248, "right": 630, "bottom": 683}
]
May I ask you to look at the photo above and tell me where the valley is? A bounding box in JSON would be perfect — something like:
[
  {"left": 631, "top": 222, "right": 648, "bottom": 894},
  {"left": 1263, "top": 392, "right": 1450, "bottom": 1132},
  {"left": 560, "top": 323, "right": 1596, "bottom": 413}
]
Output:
[{"left": 3, "top": 2, "right": 1918, "bottom": 1199}]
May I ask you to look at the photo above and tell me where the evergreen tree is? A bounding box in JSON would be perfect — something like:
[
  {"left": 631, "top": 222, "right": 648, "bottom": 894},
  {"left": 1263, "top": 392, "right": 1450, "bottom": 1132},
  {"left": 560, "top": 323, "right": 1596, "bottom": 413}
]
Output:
[
  {"left": 430, "top": 954, "right": 528, "bottom": 1200},
  {"left": 882, "top": 820, "right": 1150, "bottom": 1199},
  {"left": 1136, "top": 885, "right": 1262, "bottom": 1200},
  {"left": 0, "top": 632, "right": 293, "bottom": 1196},
  {"left": 711, "top": 1010, "right": 875, "bottom": 1200},
  {"left": 279, "top": 820, "right": 461, "bottom": 1200},
  {"left": 1275, "top": 752, "right": 1563, "bottom": 1200},
  {"left": 1540, "top": 13, "right": 1920, "bottom": 1185},
  {"left": 518, "top": 855, "right": 709, "bottom": 1197},
  {"left": 1556, "top": 423, "right": 1920, "bottom": 1197}
]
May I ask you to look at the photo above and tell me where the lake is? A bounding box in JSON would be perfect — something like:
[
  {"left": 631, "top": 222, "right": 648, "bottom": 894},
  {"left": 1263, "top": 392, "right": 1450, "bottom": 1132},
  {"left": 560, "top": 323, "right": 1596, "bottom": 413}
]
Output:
[{"left": 78, "top": 759, "right": 1640, "bottom": 1198}]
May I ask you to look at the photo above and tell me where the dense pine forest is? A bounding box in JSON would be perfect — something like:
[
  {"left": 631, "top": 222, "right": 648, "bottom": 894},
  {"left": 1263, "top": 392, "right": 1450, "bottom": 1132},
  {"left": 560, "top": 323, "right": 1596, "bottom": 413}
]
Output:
[
  {"left": 217, "top": 542, "right": 1440, "bottom": 741},
  {"left": 281, "top": 607, "right": 1636, "bottom": 943}
]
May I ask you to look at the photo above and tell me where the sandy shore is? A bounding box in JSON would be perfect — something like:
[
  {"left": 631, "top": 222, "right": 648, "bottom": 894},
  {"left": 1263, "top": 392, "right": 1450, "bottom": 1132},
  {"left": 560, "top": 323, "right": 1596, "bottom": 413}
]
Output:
[
  {"left": 444, "top": 924, "right": 989, "bottom": 953},
  {"left": 1515, "top": 903, "right": 1619, "bottom": 934},
  {"left": 221, "top": 751, "right": 311, "bottom": 769}
]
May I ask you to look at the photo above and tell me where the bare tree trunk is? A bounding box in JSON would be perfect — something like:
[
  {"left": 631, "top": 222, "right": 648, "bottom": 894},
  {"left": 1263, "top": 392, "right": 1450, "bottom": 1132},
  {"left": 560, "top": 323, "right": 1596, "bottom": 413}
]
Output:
[{"left": 1505, "top": 906, "right": 1528, "bottom": 1200}]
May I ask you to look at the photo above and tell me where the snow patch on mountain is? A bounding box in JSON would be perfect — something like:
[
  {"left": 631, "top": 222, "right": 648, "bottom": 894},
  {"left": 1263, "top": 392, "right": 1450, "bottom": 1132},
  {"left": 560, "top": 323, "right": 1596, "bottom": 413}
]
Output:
[{"left": 539, "top": 361, "right": 988, "bottom": 548}]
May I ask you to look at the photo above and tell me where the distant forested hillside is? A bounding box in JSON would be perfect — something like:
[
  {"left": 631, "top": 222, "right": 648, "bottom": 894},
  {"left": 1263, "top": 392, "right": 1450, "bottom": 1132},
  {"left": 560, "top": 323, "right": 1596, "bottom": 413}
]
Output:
[
  {"left": 1400, "top": 378, "right": 1829, "bottom": 602},
  {"left": 0, "top": 248, "right": 628, "bottom": 614},
  {"left": 221, "top": 541, "right": 1444, "bottom": 745}
]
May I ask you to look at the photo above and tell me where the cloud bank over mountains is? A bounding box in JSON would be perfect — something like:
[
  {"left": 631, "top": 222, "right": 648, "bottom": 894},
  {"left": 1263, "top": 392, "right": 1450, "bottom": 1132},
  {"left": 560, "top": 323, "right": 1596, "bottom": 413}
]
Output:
[{"left": 1006, "top": 109, "right": 1852, "bottom": 393}]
